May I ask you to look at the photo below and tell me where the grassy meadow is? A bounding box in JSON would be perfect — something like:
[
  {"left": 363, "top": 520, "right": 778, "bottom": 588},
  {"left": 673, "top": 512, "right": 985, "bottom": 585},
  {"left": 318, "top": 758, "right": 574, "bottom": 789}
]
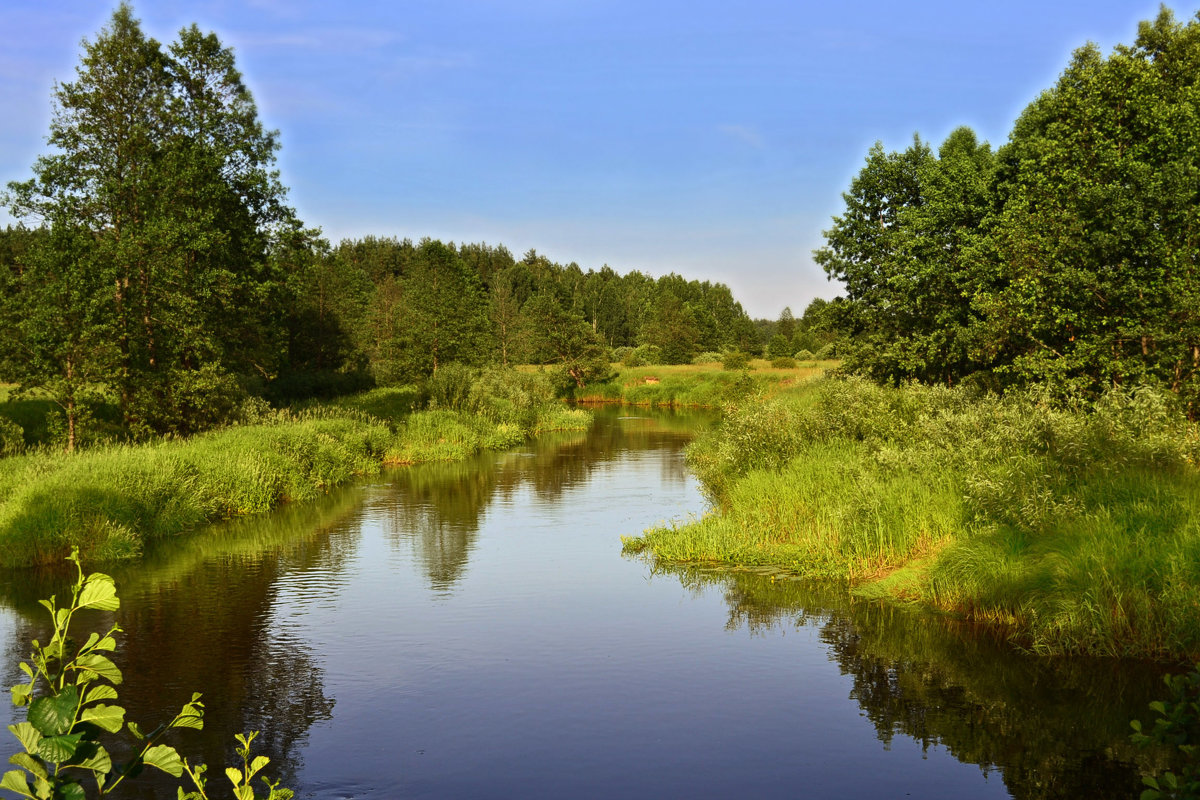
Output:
[
  {"left": 570, "top": 359, "right": 836, "bottom": 407},
  {"left": 0, "top": 370, "right": 590, "bottom": 568},
  {"left": 623, "top": 376, "right": 1200, "bottom": 660}
]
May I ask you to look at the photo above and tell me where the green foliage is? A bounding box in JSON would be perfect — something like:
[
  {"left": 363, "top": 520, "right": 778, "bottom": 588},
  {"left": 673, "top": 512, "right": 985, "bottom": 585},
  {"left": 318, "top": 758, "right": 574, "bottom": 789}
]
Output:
[
  {"left": 3, "top": 549, "right": 203, "bottom": 797},
  {"left": 770, "top": 357, "right": 797, "bottom": 369},
  {"left": 1132, "top": 666, "right": 1200, "bottom": 799},
  {"left": 2, "top": 551, "right": 290, "bottom": 799},
  {"left": 0, "top": 418, "right": 24, "bottom": 457},
  {"left": 817, "top": 10, "right": 1200, "bottom": 408},
  {"left": 793, "top": 349, "right": 815, "bottom": 361},
  {"left": 629, "top": 376, "right": 1200, "bottom": 658},
  {"left": 721, "top": 351, "right": 751, "bottom": 371},
  {"left": 692, "top": 352, "right": 723, "bottom": 365}
]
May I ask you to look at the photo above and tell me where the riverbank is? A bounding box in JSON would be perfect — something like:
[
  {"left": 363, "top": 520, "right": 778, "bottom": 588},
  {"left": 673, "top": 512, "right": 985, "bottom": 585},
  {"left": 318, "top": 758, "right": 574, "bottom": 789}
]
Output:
[
  {"left": 623, "top": 376, "right": 1200, "bottom": 661},
  {"left": 0, "top": 373, "right": 590, "bottom": 568},
  {"left": 571, "top": 360, "right": 835, "bottom": 407}
]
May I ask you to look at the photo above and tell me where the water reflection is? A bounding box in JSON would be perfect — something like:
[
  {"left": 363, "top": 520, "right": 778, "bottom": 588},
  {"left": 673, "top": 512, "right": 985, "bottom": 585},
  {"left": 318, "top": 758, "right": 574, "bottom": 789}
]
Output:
[
  {"left": 661, "top": 564, "right": 1169, "bottom": 800},
  {"left": 0, "top": 485, "right": 363, "bottom": 797},
  {"left": 380, "top": 409, "right": 713, "bottom": 592}
]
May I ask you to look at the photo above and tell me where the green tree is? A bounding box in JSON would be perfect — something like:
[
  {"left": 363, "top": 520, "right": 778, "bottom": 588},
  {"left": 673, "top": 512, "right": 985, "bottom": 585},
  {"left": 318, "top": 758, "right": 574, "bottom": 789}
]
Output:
[
  {"left": 639, "top": 290, "right": 701, "bottom": 364},
  {"left": 523, "top": 294, "right": 610, "bottom": 388},
  {"left": 4, "top": 5, "right": 296, "bottom": 435}
]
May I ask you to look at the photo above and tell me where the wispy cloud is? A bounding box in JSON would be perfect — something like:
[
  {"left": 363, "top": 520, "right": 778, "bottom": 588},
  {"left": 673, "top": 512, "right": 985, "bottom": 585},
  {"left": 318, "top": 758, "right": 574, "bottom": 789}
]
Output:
[{"left": 718, "top": 124, "right": 764, "bottom": 149}]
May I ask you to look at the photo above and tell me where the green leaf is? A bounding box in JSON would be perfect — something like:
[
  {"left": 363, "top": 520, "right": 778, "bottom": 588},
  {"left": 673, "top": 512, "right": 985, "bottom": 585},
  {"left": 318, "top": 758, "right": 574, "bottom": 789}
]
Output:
[
  {"left": 7, "top": 753, "right": 47, "bottom": 781},
  {"left": 66, "top": 743, "right": 111, "bottom": 775},
  {"left": 83, "top": 685, "right": 118, "bottom": 704},
  {"left": 0, "top": 770, "right": 33, "bottom": 799},
  {"left": 143, "top": 745, "right": 184, "bottom": 777},
  {"left": 36, "top": 732, "right": 83, "bottom": 763},
  {"left": 127, "top": 721, "right": 144, "bottom": 740},
  {"left": 249, "top": 755, "right": 269, "bottom": 778},
  {"left": 9, "top": 722, "right": 42, "bottom": 753},
  {"left": 226, "top": 767, "right": 243, "bottom": 786},
  {"left": 27, "top": 686, "right": 78, "bottom": 736},
  {"left": 58, "top": 781, "right": 85, "bottom": 800},
  {"left": 90, "top": 635, "right": 117, "bottom": 653},
  {"left": 11, "top": 683, "right": 33, "bottom": 707},
  {"left": 77, "top": 574, "right": 119, "bottom": 611},
  {"left": 18, "top": 663, "right": 32, "bottom": 679},
  {"left": 73, "top": 653, "right": 121, "bottom": 684},
  {"left": 80, "top": 704, "right": 125, "bottom": 733}
]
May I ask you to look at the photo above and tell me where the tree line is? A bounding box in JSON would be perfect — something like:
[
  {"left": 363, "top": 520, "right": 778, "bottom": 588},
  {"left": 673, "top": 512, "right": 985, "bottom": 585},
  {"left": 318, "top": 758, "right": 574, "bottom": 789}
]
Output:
[
  {"left": 817, "top": 7, "right": 1200, "bottom": 411},
  {"left": 0, "top": 5, "right": 783, "bottom": 449}
]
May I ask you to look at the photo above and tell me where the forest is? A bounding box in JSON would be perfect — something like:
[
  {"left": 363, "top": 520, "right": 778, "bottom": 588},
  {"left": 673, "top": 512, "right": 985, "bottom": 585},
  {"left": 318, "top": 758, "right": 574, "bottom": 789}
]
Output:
[{"left": 0, "top": 5, "right": 845, "bottom": 455}]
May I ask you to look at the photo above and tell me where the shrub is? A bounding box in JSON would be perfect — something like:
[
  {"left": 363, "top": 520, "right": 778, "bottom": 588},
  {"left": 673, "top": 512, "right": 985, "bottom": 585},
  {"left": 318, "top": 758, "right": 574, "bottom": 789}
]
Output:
[
  {"left": 693, "top": 352, "right": 723, "bottom": 364},
  {"left": 722, "top": 351, "right": 751, "bottom": 370},
  {"left": 425, "top": 363, "right": 477, "bottom": 410},
  {"left": 0, "top": 417, "right": 24, "bottom": 456},
  {"left": 794, "top": 349, "right": 815, "bottom": 361},
  {"left": 771, "top": 357, "right": 797, "bottom": 369},
  {"left": 611, "top": 346, "right": 634, "bottom": 364}
]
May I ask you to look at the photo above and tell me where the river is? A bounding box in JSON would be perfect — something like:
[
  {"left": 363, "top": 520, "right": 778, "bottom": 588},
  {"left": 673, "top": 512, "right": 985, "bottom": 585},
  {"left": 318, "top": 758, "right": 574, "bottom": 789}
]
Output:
[{"left": 0, "top": 407, "right": 1168, "bottom": 798}]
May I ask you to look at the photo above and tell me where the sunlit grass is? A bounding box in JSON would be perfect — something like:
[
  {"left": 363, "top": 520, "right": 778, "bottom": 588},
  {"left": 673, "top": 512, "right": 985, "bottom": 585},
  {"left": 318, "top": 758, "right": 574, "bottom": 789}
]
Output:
[{"left": 625, "top": 376, "right": 1200, "bottom": 659}]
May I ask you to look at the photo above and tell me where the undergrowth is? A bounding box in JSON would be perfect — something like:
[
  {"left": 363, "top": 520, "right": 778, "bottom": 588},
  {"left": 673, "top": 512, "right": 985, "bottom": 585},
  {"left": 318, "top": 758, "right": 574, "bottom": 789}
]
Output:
[{"left": 624, "top": 376, "right": 1200, "bottom": 659}]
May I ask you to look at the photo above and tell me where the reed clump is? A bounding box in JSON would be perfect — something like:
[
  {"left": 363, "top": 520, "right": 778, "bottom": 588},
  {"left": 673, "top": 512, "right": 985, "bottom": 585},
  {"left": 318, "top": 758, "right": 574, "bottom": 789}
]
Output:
[
  {"left": 0, "top": 368, "right": 589, "bottom": 567},
  {"left": 625, "top": 376, "right": 1200, "bottom": 659}
]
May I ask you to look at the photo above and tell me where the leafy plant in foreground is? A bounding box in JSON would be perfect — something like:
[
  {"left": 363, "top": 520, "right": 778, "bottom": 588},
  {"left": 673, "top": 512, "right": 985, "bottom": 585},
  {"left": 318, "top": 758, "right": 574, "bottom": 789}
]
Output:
[
  {"left": 2, "top": 549, "right": 290, "bottom": 799},
  {"left": 1132, "top": 666, "right": 1200, "bottom": 800}
]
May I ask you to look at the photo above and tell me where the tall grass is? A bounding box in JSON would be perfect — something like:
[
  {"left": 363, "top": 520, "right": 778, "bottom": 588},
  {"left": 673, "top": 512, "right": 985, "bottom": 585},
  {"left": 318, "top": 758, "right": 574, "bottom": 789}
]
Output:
[
  {"left": 624, "top": 376, "right": 1200, "bottom": 659},
  {"left": 0, "top": 369, "right": 590, "bottom": 568},
  {"left": 572, "top": 361, "right": 834, "bottom": 407}
]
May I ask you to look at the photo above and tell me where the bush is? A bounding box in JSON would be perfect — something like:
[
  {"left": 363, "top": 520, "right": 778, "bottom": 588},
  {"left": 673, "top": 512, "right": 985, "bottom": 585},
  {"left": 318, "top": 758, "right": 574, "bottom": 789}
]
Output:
[
  {"left": 722, "top": 351, "right": 751, "bottom": 370},
  {"left": 624, "top": 344, "right": 663, "bottom": 367},
  {"left": 816, "top": 344, "right": 836, "bottom": 359},
  {"left": 611, "top": 346, "right": 634, "bottom": 364},
  {"left": 425, "top": 363, "right": 477, "bottom": 410},
  {"left": 771, "top": 357, "right": 797, "bottom": 369},
  {"left": 794, "top": 349, "right": 816, "bottom": 361},
  {"left": 0, "top": 417, "right": 25, "bottom": 456},
  {"left": 693, "top": 352, "right": 723, "bottom": 364}
]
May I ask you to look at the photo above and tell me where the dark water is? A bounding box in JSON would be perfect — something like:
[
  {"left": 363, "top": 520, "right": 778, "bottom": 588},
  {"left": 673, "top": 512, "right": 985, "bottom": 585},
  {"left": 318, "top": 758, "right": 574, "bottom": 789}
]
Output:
[{"left": 0, "top": 408, "right": 1169, "bottom": 799}]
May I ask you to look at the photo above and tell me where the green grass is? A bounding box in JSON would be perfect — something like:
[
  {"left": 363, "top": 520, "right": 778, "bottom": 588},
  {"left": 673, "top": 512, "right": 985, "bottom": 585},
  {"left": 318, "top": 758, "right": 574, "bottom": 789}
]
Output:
[
  {"left": 0, "top": 373, "right": 591, "bottom": 568},
  {"left": 572, "top": 361, "right": 836, "bottom": 407},
  {"left": 623, "top": 376, "right": 1200, "bottom": 660}
]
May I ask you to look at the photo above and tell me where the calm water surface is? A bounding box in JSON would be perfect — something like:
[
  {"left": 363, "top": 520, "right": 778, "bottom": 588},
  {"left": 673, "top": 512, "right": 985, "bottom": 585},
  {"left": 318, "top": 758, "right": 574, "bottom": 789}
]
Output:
[{"left": 0, "top": 408, "right": 1166, "bottom": 799}]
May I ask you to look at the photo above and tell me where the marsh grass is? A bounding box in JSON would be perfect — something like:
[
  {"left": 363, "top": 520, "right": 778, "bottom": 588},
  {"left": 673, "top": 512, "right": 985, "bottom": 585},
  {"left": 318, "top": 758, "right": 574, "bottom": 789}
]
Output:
[
  {"left": 624, "top": 376, "right": 1200, "bottom": 659},
  {"left": 573, "top": 361, "right": 834, "bottom": 407},
  {"left": 0, "top": 370, "right": 590, "bottom": 568}
]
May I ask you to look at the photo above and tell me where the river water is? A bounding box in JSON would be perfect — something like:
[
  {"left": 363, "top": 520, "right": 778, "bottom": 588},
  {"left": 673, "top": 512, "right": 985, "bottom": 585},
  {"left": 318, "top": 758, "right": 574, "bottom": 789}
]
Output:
[{"left": 0, "top": 407, "right": 1168, "bottom": 799}]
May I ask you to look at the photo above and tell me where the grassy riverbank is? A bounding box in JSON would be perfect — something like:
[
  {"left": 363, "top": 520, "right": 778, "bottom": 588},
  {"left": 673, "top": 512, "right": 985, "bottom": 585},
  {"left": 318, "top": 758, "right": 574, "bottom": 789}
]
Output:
[
  {"left": 0, "top": 370, "right": 590, "bottom": 568},
  {"left": 571, "top": 360, "right": 835, "bottom": 407},
  {"left": 623, "top": 376, "right": 1200, "bottom": 660}
]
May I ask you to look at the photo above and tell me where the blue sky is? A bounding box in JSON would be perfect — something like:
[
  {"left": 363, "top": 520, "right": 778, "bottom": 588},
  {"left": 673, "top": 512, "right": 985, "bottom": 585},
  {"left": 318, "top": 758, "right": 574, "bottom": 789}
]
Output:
[{"left": 0, "top": 1, "right": 1186, "bottom": 318}]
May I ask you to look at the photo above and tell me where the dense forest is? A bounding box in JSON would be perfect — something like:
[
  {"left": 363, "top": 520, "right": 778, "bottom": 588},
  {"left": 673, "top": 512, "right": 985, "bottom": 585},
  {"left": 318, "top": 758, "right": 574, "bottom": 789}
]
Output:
[
  {"left": 0, "top": 5, "right": 829, "bottom": 450},
  {"left": 817, "top": 7, "right": 1200, "bottom": 411}
]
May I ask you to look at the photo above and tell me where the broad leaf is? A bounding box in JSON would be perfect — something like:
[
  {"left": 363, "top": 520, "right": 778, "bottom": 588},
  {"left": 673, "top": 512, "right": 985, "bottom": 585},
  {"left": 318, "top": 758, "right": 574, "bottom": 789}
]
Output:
[
  {"left": 77, "top": 574, "right": 119, "bottom": 611},
  {"left": 18, "top": 663, "right": 32, "bottom": 679},
  {"left": 66, "top": 743, "right": 111, "bottom": 774},
  {"left": 58, "top": 780, "right": 86, "bottom": 800},
  {"left": 27, "top": 686, "right": 78, "bottom": 736},
  {"left": 8, "top": 722, "right": 42, "bottom": 753},
  {"left": 83, "top": 685, "right": 118, "bottom": 704},
  {"left": 80, "top": 703, "right": 125, "bottom": 733},
  {"left": 0, "top": 770, "right": 33, "bottom": 798},
  {"left": 7, "top": 753, "right": 47, "bottom": 781},
  {"left": 143, "top": 745, "right": 184, "bottom": 777},
  {"left": 11, "top": 683, "right": 32, "bottom": 707},
  {"left": 36, "top": 732, "right": 83, "bottom": 763},
  {"left": 73, "top": 653, "right": 122, "bottom": 684}
]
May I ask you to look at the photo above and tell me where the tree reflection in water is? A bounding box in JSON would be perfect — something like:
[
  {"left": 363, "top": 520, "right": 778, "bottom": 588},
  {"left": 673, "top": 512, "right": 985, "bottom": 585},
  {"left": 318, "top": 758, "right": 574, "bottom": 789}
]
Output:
[
  {"left": 0, "top": 485, "right": 361, "bottom": 798},
  {"left": 661, "top": 564, "right": 1172, "bottom": 800},
  {"left": 381, "top": 407, "right": 712, "bottom": 591}
]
